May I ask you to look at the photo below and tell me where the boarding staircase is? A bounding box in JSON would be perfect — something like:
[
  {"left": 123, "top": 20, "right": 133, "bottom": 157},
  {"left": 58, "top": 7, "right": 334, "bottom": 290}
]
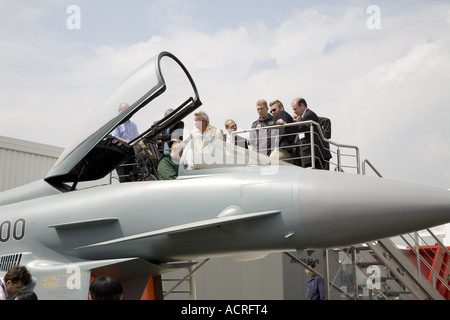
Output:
[
  {"left": 160, "top": 121, "right": 450, "bottom": 300},
  {"left": 364, "top": 236, "right": 449, "bottom": 300},
  {"left": 328, "top": 234, "right": 450, "bottom": 300}
]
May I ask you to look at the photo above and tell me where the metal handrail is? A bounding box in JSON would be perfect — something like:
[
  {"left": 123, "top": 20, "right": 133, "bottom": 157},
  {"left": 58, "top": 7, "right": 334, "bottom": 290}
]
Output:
[
  {"left": 233, "top": 120, "right": 361, "bottom": 173},
  {"left": 427, "top": 228, "right": 450, "bottom": 257},
  {"left": 400, "top": 233, "right": 450, "bottom": 293},
  {"left": 362, "top": 159, "right": 383, "bottom": 177},
  {"left": 163, "top": 259, "right": 210, "bottom": 298}
]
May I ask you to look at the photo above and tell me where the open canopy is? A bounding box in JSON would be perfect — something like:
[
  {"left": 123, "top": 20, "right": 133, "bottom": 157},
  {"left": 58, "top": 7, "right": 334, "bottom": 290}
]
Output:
[{"left": 45, "top": 52, "right": 201, "bottom": 187}]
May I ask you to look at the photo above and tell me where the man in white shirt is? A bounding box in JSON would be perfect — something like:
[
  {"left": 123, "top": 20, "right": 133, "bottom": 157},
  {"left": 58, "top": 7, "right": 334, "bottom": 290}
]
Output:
[{"left": 189, "top": 111, "right": 224, "bottom": 150}]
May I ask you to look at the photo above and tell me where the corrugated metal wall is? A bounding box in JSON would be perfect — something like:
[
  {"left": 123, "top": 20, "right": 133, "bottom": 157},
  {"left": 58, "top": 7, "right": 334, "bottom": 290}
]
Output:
[{"left": 0, "top": 136, "right": 63, "bottom": 192}]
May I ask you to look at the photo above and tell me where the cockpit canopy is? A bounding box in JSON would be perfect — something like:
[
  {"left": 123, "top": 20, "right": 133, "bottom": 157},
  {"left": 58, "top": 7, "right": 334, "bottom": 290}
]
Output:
[{"left": 45, "top": 52, "right": 201, "bottom": 188}]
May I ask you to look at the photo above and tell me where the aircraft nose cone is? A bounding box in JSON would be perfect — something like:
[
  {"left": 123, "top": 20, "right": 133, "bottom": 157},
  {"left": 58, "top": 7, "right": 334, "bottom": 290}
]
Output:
[{"left": 297, "top": 169, "right": 450, "bottom": 249}]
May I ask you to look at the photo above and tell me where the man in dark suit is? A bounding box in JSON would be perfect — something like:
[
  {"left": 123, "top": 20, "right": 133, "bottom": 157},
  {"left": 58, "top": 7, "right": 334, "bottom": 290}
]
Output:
[
  {"left": 318, "top": 116, "right": 332, "bottom": 170},
  {"left": 305, "top": 262, "right": 325, "bottom": 300},
  {"left": 269, "top": 99, "right": 296, "bottom": 162},
  {"left": 290, "top": 97, "right": 331, "bottom": 170}
]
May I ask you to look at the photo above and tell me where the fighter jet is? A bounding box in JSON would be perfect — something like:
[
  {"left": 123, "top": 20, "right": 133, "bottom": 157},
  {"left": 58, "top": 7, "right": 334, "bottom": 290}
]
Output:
[{"left": 1, "top": 51, "right": 450, "bottom": 300}]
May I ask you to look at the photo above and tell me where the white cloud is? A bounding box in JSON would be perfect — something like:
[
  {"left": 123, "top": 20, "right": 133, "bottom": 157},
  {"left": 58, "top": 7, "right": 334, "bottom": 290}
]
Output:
[{"left": 370, "top": 41, "right": 445, "bottom": 88}]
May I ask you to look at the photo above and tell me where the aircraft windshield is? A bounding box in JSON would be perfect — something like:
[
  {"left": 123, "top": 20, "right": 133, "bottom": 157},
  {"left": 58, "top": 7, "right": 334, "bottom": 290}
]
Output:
[{"left": 179, "top": 135, "right": 286, "bottom": 176}]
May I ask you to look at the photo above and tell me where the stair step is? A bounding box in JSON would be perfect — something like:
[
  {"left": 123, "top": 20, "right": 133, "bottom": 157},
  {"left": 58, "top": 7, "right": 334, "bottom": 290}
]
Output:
[{"left": 357, "top": 261, "right": 384, "bottom": 267}]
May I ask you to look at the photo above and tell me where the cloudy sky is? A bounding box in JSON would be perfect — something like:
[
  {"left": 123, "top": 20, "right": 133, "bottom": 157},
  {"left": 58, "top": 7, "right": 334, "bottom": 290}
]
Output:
[{"left": 1, "top": 0, "right": 450, "bottom": 191}]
